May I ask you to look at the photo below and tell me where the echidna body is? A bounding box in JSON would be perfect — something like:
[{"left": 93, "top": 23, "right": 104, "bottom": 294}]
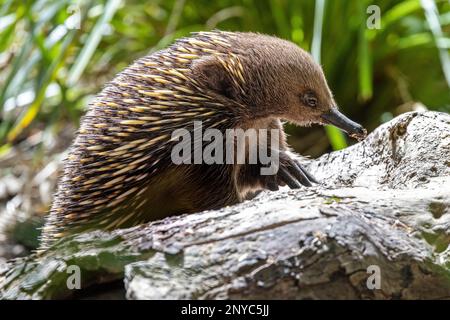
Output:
[{"left": 40, "top": 31, "right": 366, "bottom": 248}]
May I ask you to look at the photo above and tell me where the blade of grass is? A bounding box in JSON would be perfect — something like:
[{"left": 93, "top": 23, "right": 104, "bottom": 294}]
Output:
[
  {"left": 420, "top": 0, "right": 450, "bottom": 88},
  {"left": 206, "top": 6, "right": 245, "bottom": 29},
  {"left": 0, "top": 0, "right": 67, "bottom": 108},
  {"left": 0, "top": 0, "right": 14, "bottom": 17},
  {"left": 383, "top": 0, "right": 422, "bottom": 29},
  {"left": 0, "top": 34, "right": 34, "bottom": 110},
  {"left": 325, "top": 126, "right": 348, "bottom": 150},
  {"left": 67, "top": 0, "right": 121, "bottom": 85},
  {"left": 357, "top": 1, "right": 373, "bottom": 101},
  {"left": 311, "top": 0, "right": 325, "bottom": 64},
  {"left": 164, "top": 0, "right": 186, "bottom": 36},
  {"left": 0, "top": 13, "right": 18, "bottom": 51},
  {"left": 6, "top": 29, "right": 76, "bottom": 142},
  {"left": 312, "top": 0, "right": 348, "bottom": 150},
  {"left": 397, "top": 32, "right": 434, "bottom": 49}
]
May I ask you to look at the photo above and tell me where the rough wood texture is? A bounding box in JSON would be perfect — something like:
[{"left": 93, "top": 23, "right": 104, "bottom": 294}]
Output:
[{"left": 0, "top": 111, "right": 449, "bottom": 300}]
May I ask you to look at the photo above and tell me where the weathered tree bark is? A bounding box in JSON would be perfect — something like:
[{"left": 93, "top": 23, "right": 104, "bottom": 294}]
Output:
[{"left": 0, "top": 111, "right": 449, "bottom": 300}]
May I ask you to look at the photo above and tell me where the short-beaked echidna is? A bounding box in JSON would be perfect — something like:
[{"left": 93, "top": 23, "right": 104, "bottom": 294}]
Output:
[{"left": 40, "top": 31, "right": 366, "bottom": 249}]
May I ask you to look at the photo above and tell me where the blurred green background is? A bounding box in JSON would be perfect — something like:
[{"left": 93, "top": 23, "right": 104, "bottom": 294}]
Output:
[{"left": 0, "top": 0, "right": 449, "bottom": 156}]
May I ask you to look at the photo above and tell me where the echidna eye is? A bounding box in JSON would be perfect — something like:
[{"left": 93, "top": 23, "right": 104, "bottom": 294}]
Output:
[{"left": 303, "top": 92, "right": 317, "bottom": 108}]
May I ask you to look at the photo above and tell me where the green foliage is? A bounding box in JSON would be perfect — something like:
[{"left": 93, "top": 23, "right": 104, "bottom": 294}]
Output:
[{"left": 0, "top": 0, "right": 449, "bottom": 149}]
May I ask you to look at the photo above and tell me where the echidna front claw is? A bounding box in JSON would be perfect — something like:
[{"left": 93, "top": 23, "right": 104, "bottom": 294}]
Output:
[
  {"left": 278, "top": 152, "right": 318, "bottom": 188},
  {"left": 278, "top": 166, "right": 303, "bottom": 188}
]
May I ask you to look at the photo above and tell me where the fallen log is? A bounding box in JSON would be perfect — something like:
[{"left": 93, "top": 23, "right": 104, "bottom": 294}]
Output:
[{"left": 0, "top": 111, "right": 449, "bottom": 299}]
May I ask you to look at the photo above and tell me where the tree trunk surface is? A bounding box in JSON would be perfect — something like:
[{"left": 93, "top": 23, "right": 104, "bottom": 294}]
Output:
[{"left": 0, "top": 111, "right": 449, "bottom": 300}]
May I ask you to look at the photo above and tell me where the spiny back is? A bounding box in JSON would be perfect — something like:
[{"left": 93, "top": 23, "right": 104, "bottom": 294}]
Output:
[{"left": 40, "top": 31, "right": 247, "bottom": 247}]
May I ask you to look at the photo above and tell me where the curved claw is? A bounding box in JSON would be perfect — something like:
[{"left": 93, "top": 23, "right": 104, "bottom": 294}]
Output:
[
  {"left": 277, "top": 152, "right": 319, "bottom": 188},
  {"left": 292, "top": 160, "right": 319, "bottom": 184},
  {"left": 278, "top": 166, "right": 301, "bottom": 189},
  {"left": 260, "top": 151, "right": 319, "bottom": 191},
  {"left": 285, "top": 158, "right": 312, "bottom": 187}
]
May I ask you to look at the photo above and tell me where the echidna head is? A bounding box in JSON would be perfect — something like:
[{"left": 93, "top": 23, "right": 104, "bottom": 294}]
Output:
[{"left": 191, "top": 32, "right": 366, "bottom": 140}]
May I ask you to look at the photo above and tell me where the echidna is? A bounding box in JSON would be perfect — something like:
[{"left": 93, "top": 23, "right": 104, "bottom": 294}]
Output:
[{"left": 40, "top": 31, "right": 366, "bottom": 249}]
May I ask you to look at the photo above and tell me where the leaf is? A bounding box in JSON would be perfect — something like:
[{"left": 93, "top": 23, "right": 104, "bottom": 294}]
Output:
[
  {"left": 358, "top": 27, "right": 373, "bottom": 101},
  {"left": 6, "top": 29, "right": 76, "bottom": 142},
  {"left": 67, "top": 0, "right": 121, "bottom": 85},
  {"left": 325, "top": 125, "right": 348, "bottom": 151},
  {"left": 383, "top": 0, "right": 422, "bottom": 28}
]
